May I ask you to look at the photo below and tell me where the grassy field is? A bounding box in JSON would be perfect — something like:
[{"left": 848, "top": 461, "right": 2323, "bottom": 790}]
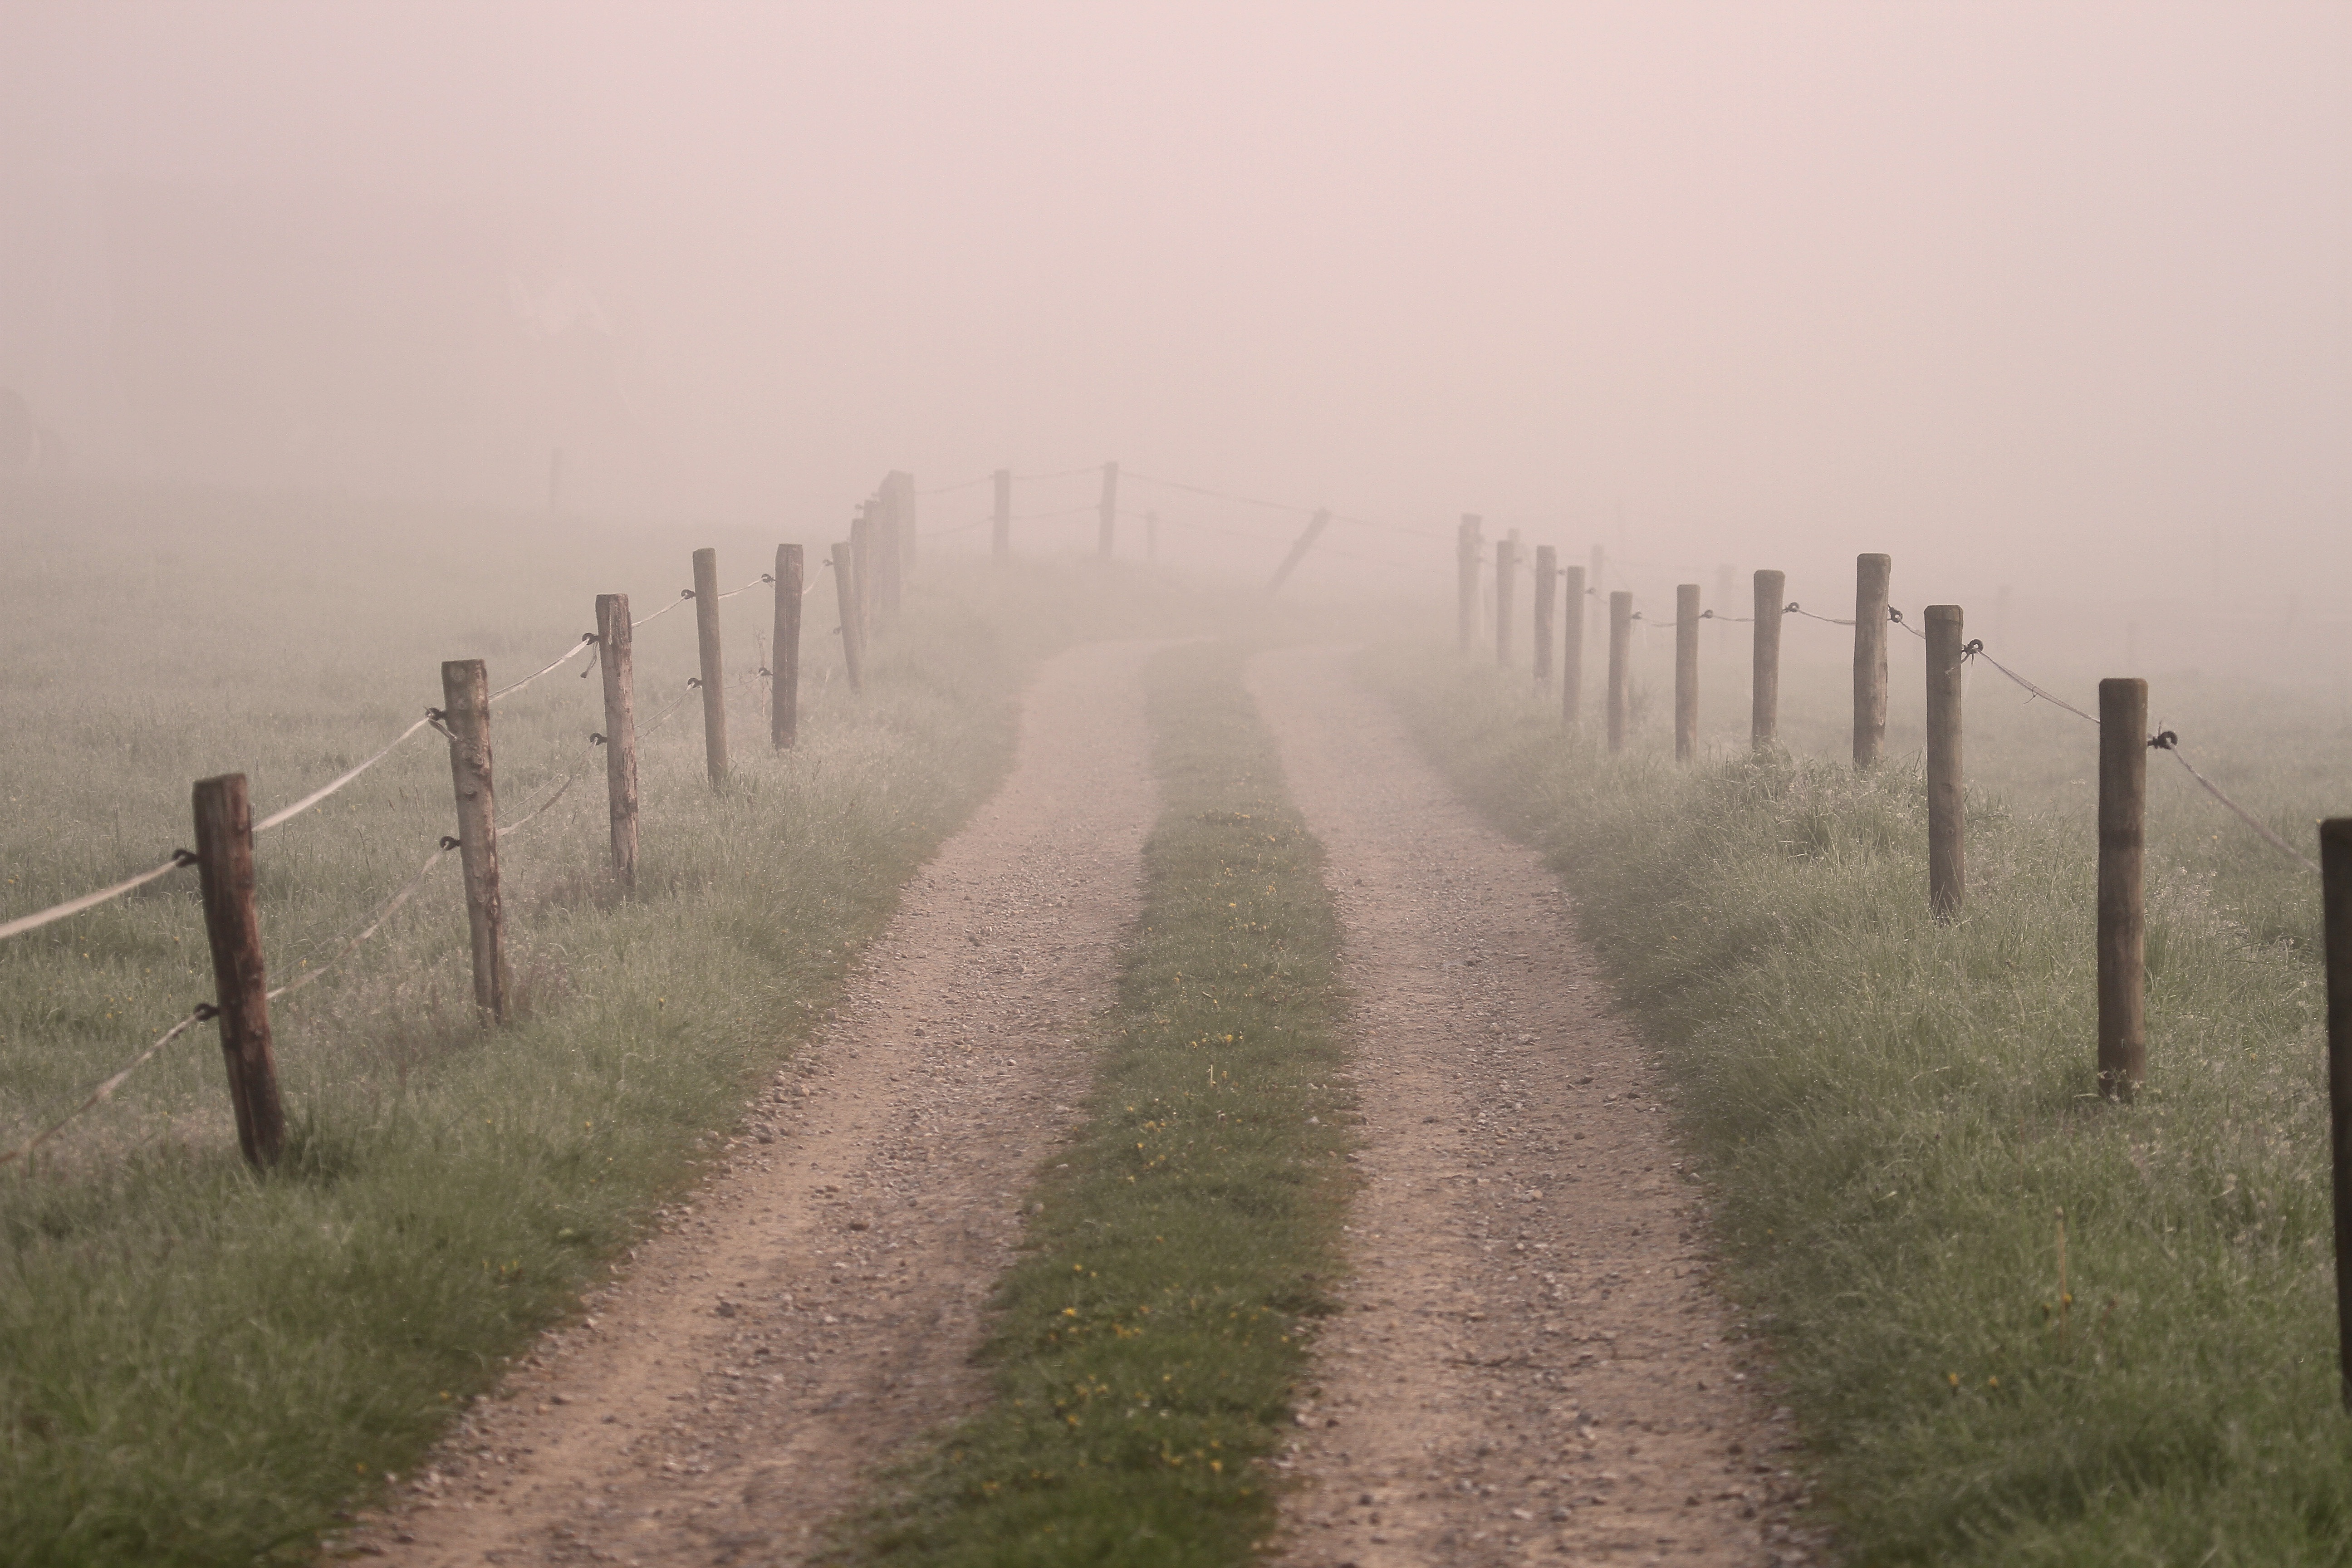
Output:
[
  {"left": 1367, "top": 634, "right": 2352, "bottom": 1565},
  {"left": 842, "top": 640, "right": 1352, "bottom": 1568},
  {"left": 0, "top": 476, "right": 1258, "bottom": 1566}
]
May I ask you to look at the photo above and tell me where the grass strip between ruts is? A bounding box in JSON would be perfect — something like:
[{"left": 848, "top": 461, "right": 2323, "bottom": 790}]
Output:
[
  {"left": 844, "top": 640, "right": 1353, "bottom": 1567},
  {"left": 1363, "top": 644, "right": 2352, "bottom": 1567}
]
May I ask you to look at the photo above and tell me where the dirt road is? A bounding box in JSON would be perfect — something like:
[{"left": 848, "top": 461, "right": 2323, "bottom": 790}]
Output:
[
  {"left": 352, "top": 640, "right": 1162, "bottom": 1567},
  {"left": 1247, "top": 646, "right": 1816, "bottom": 1568}
]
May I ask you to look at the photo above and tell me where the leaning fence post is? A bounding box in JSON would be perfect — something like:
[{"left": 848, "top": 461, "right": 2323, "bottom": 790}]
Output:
[
  {"left": 191, "top": 773, "right": 284, "bottom": 1166},
  {"left": 1457, "top": 514, "right": 1482, "bottom": 654},
  {"left": 1532, "top": 545, "right": 1557, "bottom": 689},
  {"left": 1098, "top": 461, "right": 1119, "bottom": 559},
  {"left": 594, "top": 594, "right": 639, "bottom": 889},
  {"left": 2097, "top": 676, "right": 2147, "bottom": 1101},
  {"left": 440, "top": 659, "right": 506, "bottom": 1021},
  {"left": 831, "top": 541, "right": 864, "bottom": 693},
  {"left": 1854, "top": 553, "right": 1891, "bottom": 767},
  {"left": 2319, "top": 817, "right": 2352, "bottom": 1410},
  {"left": 1926, "top": 605, "right": 1965, "bottom": 916},
  {"left": 1752, "top": 569, "right": 1784, "bottom": 750},
  {"left": 772, "top": 544, "right": 802, "bottom": 750},
  {"left": 1675, "top": 583, "right": 1700, "bottom": 763},
  {"left": 691, "top": 547, "right": 728, "bottom": 789},
  {"left": 1561, "top": 565, "right": 1586, "bottom": 727},
  {"left": 850, "top": 502, "right": 876, "bottom": 642},
  {"left": 1607, "top": 591, "right": 1632, "bottom": 753}
]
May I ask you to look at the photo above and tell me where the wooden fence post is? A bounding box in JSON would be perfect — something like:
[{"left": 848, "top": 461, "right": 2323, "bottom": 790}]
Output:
[
  {"left": 1926, "top": 605, "right": 1965, "bottom": 916},
  {"left": 1098, "top": 461, "right": 1119, "bottom": 559},
  {"left": 191, "top": 773, "right": 284, "bottom": 1166},
  {"left": 772, "top": 544, "right": 802, "bottom": 750},
  {"left": 440, "top": 659, "right": 506, "bottom": 1021},
  {"left": 992, "top": 468, "right": 1012, "bottom": 566},
  {"left": 2097, "top": 676, "right": 2147, "bottom": 1101},
  {"left": 1752, "top": 569, "right": 1784, "bottom": 750},
  {"left": 1607, "top": 590, "right": 1632, "bottom": 753},
  {"left": 1457, "top": 515, "right": 1482, "bottom": 654},
  {"left": 2318, "top": 817, "right": 2352, "bottom": 1410},
  {"left": 1675, "top": 583, "right": 1700, "bottom": 763},
  {"left": 691, "top": 547, "right": 728, "bottom": 789},
  {"left": 1494, "top": 531, "right": 1519, "bottom": 667},
  {"left": 1853, "top": 553, "right": 1891, "bottom": 768},
  {"left": 831, "top": 541, "right": 864, "bottom": 693},
  {"left": 1532, "top": 545, "right": 1557, "bottom": 689},
  {"left": 1266, "top": 508, "right": 1332, "bottom": 596},
  {"left": 594, "top": 594, "right": 639, "bottom": 889},
  {"left": 1562, "top": 565, "right": 1586, "bottom": 726}
]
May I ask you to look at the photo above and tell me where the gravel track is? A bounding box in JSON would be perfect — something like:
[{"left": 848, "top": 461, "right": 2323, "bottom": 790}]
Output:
[
  {"left": 1247, "top": 645, "right": 1821, "bottom": 1568},
  {"left": 347, "top": 641, "right": 1163, "bottom": 1567}
]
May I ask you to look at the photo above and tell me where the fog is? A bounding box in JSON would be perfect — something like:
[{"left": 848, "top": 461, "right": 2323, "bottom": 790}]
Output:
[{"left": 3, "top": 2, "right": 2346, "bottom": 613}]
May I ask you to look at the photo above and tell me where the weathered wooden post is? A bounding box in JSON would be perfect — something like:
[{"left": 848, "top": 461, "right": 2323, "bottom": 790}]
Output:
[
  {"left": 1675, "top": 583, "right": 1700, "bottom": 763},
  {"left": 1098, "top": 461, "right": 1119, "bottom": 559},
  {"left": 1457, "top": 515, "right": 1482, "bottom": 654},
  {"left": 771, "top": 544, "right": 802, "bottom": 750},
  {"left": 1607, "top": 591, "right": 1632, "bottom": 753},
  {"left": 691, "top": 547, "right": 728, "bottom": 788},
  {"left": 831, "top": 541, "right": 864, "bottom": 693},
  {"left": 2097, "top": 677, "right": 2147, "bottom": 1101},
  {"left": 191, "top": 773, "right": 284, "bottom": 1166},
  {"left": 1752, "top": 569, "right": 1784, "bottom": 750},
  {"left": 1926, "top": 605, "right": 1965, "bottom": 916},
  {"left": 1853, "top": 553, "right": 1891, "bottom": 768},
  {"left": 2319, "top": 817, "right": 2352, "bottom": 1409},
  {"left": 1494, "top": 531, "right": 1519, "bottom": 667},
  {"left": 594, "top": 594, "right": 639, "bottom": 889},
  {"left": 992, "top": 468, "right": 1012, "bottom": 566},
  {"left": 1532, "top": 545, "right": 1557, "bottom": 689},
  {"left": 1562, "top": 565, "right": 1586, "bottom": 727},
  {"left": 1265, "top": 508, "right": 1331, "bottom": 595},
  {"left": 440, "top": 659, "right": 506, "bottom": 1021}
]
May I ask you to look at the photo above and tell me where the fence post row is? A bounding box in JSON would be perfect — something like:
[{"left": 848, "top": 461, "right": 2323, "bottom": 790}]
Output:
[
  {"left": 1752, "top": 568, "right": 1784, "bottom": 751},
  {"left": 2097, "top": 676, "right": 2148, "bottom": 1102},
  {"left": 1494, "top": 531, "right": 1519, "bottom": 667},
  {"left": 691, "top": 548, "right": 728, "bottom": 789},
  {"left": 1607, "top": 590, "right": 1632, "bottom": 754},
  {"left": 1532, "top": 545, "right": 1557, "bottom": 690},
  {"left": 1098, "top": 461, "right": 1119, "bottom": 559},
  {"left": 991, "top": 468, "right": 1012, "bottom": 566},
  {"left": 1675, "top": 583, "right": 1700, "bottom": 763},
  {"left": 1266, "top": 508, "right": 1332, "bottom": 597},
  {"left": 771, "top": 544, "right": 802, "bottom": 750},
  {"left": 1457, "top": 514, "right": 1482, "bottom": 654},
  {"left": 595, "top": 594, "right": 640, "bottom": 889},
  {"left": 1561, "top": 565, "right": 1586, "bottom": 728},
  {"left": 2319, "top": 817, "right": 2352, "bottom": 1411},
  {"left": 1853, "top": 552, "right": 1891, "bottom": 768},
  {"left": 191, "top": 772, "right": 285, "bottom": 1167},
  {"left": 440, "top": 658, "right": 507, "bottom": 1022},
  {"left": 889, "top": 469, "right": 917, "bottom": 583},
  {"left": 831, "top": 540, "right": 864, "bottom": 693},
  {"left": 1925, "top": 605, "right": 1966, "bottom": 916}
]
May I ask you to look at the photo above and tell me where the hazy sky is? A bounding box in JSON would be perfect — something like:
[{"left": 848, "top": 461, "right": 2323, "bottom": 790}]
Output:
[{"left": 3, "top": 2, "right": 2346, "bottom": 600}]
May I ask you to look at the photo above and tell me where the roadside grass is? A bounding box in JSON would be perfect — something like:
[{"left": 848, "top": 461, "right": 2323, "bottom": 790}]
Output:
[
  {"left": 1364, "top": 643, "right": 2352, "bottom": 1566},
  {"left": 843, "top": 640, "right": 1352, "bottom": 1568},
  {"left": 0, "top": 477, "right": 1250, "bottom": 1566}
]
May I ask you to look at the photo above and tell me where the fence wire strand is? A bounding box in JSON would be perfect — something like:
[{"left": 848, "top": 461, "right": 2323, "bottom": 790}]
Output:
[{"left": 0, "top": 853, "right": 195, "bottom": 944}]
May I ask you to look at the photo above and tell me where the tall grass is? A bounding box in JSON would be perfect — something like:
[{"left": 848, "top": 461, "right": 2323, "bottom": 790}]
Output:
[
  {"left": 0, "top": 477, "right": 1256, "bottom": 1565},
  {"left": 1367, "top": 643, "right": 2352, "bottom": 1565}
]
